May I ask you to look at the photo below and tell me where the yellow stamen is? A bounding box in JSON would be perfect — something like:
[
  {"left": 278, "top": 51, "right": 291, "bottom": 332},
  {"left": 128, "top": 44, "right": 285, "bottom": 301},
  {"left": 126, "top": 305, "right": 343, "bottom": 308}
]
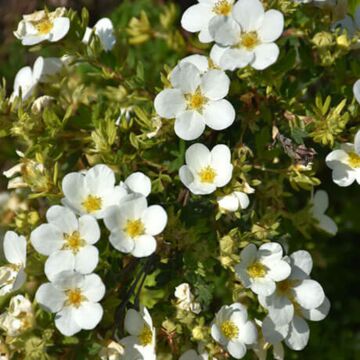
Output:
[
  {"left": 35, "top": 19, "right": 54, "bottom": 35},
  {"left": 82, "top": 195, "right": 102, "bottom": 213},
  {"left": 66, "top": 289, "right": 86, "bottom": 308},
  {"left": 63, "top": 231, "right": 85, "bottom": 254},
  {"left": 186, "top": 89, "right": 207, "bottom": 111},
  {"left": 220, "top": 320, "right": 239, "bottom": 340},
  {"left": 247, "top": 262, "right": 267, "bottom": 279},
  {"left": 198, "top": 166, "right": 217, "bottom": 184},
  {"left": 240, "top": 32, "right": 260, "bottom": 50},
  {"left": 348, "top": 152, "right": 360, "bottom": 168},
  {"left": 139, "top": 325, "right": 153, "bottom": 346},
  {"left": 124, "top": 219, "right": 145, "bottom": 238},
  {"left": 213, "top": 0, "right": 233, "bottom": 16}
]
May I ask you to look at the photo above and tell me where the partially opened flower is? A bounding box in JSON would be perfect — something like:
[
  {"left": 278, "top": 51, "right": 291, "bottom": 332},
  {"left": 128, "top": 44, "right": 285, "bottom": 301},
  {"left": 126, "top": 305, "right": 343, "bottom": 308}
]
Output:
[
  {"left": 181, "top": 0, "right": 235, "bottom": 43},
  {"left": 104, "top": 196, "right": 167, "bottom": 258},
  {"left": 325, "top": 130, "right": 360, "bottom": 187},
  {"left": 217, "top": 191, "right": 250, "bottom": 212},
  {"left": 211, "top": 303, "right": 257, "bottom": 359},
  {"left": 82, "top": 18, "right": 116, "bottom": 51},
  {"left": 120, "top": 172, "right": 152, "bottom": 198},
  {"left": 120, "top": 307, "right": 156, "bottom": 359},
  {"left": 14, "top": 8, "right": 70, "bottom": 46},
  {"left": 235, "top": 243, "right": 291, "bottom": 296},
  {"left": 179, "top": 143, "right": 233, "bottom": 195},
  {"left": 311, "top": 190, "right": 337, "bottom": 235},
  {"left": 210, "top": 0, "right": 284, "bottom": 70},
  {"left": 154, "top": 62, "right": 235, "bottom": 140},
  {"left": 61, "top": 164, "right": 127, "bottom": 219},
  {"left": 0, "top": 231, "right": 27, "bottom": 296},
  {"left": 35, "top": 270, "right": 105, "bottom": 336},
  {"left": 30, "top": 205, "right": 100, "bottom": 281},
  {"left": 174, "top": 283, "right": 201, "bottom": 314}
]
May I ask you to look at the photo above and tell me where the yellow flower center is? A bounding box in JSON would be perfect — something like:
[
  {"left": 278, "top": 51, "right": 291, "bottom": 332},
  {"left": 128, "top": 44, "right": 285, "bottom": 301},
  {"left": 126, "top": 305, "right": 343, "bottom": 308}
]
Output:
[
  {"left": 139, "top": 325, "right": 153, "bottom": 346},
  {"left": 348, "top": 152, "right": 360, "bottom": 168},
  {"left": 124, "top": 219, "right": 145, "bottom": 238},
  {"left": 63, "top": 231, "right": 85, "bottom": 254},
  {"left": 35, "top": 19, "right": 54, "bottom": 35},
  {"left": 82, "top": 194, "right": 102, "bottom": 213},
  {"left": 213, "top": 0, "right": 233, "bottom": 16},
  {"left": 240, "top": 32, "right": 260, "bottom": 50},
  {"left": 220, "top": 320, "right": 239, "bottom": 340},
  {"left": 198, "top": 166, "right": 217, "bottom": 184},
  {"left": 247, "top": 262, "right": 267, "bottom": 279},
  {"left": 66, "top": 289, "right": 86, "bottom": 308},
  {"left": 186, "top": 89, "right": 207, "bottom": 111}
]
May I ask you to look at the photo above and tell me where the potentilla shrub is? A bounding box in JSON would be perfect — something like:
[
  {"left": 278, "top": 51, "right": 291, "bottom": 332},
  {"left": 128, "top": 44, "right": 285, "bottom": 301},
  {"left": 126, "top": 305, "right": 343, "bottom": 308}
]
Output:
[{"left": 0, "top": 0, "right": 359, "bottom": 359}]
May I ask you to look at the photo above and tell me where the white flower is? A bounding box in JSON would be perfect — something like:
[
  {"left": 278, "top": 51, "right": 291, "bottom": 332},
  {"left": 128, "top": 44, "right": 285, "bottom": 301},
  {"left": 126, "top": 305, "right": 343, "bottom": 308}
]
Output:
[
  {"left": 179, "top": 143, "right": 233, "bottom": 195},
  {"left": 181, "top": 0, "right": 235, "bottom": 43},
  {"left": 30, "top": 205, "right": 100, "bottom": 281},
  {"left": 258, "top": 250, "right": 330, "bottom": 334},
  {"left": 120, "top": 307, "right": 156, "bottom": 359},
  {"left": 311, "top": 190, "right": 337, "bottom": 235},
  {"left": 235, "top": 243, "right": 291, "bottom": 296},
  {"left": 210, "top": 0, "right": 284, "bottom": 70},
  {"left": 0, "top": 231, "right": 26, "bottom": 296},
  {"left": 154, "top": 62, "right": 235, "bottom": 140},
  {"left": 0, "top": 295, "right": 34, "bottom": 336},
  {"left": 325, "top": 130, "right": 360, "bottom": 187},
  {"left": 211, "top": 303, "right": 257, "bottom": 359},
  {"left": 217, "top": 191, "right": 250, "bottom": 212},
  {"left": 35, "top": 270, "right": 105, "bottom": 336},
  {"left": 14, "top": 8, "right": 70, "bottom": 46},
  {"left": 61, "top": 164, "right": 127, "bottom": 219},
  {"left": 104, "top": 196, "right": 167, "bottom": 258},
  {"left": 82, "top": 18, "right": 116, "bottom": 52},
  {"left": 174, "top": 283, "right": 201, "bottom": 314},
  {"left": 99, "top": 341, "right": 124, "bottom": 360},
  {"left": 120, "top": 172, "right": 152, "bottom": 198}
]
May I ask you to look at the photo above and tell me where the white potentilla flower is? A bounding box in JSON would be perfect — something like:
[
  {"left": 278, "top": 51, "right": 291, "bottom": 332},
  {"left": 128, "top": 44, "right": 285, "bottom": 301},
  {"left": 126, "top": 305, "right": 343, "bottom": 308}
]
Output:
[
  {"left": 174, "top": 283, "right": 202, "bottom": 314},
  {"left": 235, "top": 243, "right": 291, "bottom": 296},
  {"left": 211, "top": 303, "right": 257, "bottom": 359},
  {"left": 82, "top": 18, "right": 116, "bottom": 51},
  {"left": 35, "top": 270, "right": 105, "bottom": 336},
  {"left": 61, "top": 164, "right": 127, "bottom": 219},
  {"left": 258, "top": 250, "right": 328, "bottom": 329},
  {"left": 0, "top": 231, "right": 27, "bottom": 296},
  {"left": 181, "top": 0, "right": 235, "bottom": 43},
  {"left": 210, "top": 0, "right": 284, "bottom": 70},
  {"left": 14, "top": 8, "right": 70, "bottom": 46},
  {"left": 99, "top": 341, "right": 124, "bottom": 360},
  {"left": 0, "top": 295, "right": 34, "bottom": 336},
  {"left": 104, "top": 196, "right": 167, "bottom": 258},
  {"left": 311, "top": 190, "right": 338, "bottom": 235},
  {"left": 217, "top": 191, "right": 250, "bottom": 212},
  {"left": 154, "top": 62, "right": 235, "bottom": 140},
  {"left": 120, "top": 172, "right": 152, "bottom": 198},
  {"left": 30, "top": 205, "right": 101, "bottom": 280},
  {"left": 31, "top": 95, "right": 55, "bottom": 114},
  {"left": 325, "top": 130, "right": 360, "bottom": 187},
  {"left": 179, "top": 143, "right": 233, "bottom": 195},
  {"left": 120, "top": 306, "right": 156, "bottom": 359}
]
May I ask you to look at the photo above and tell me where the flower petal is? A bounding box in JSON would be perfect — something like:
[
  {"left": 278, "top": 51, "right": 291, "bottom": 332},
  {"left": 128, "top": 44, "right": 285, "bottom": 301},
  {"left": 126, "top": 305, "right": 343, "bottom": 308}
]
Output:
[
  {"left": 232, "top": 0, "right": 265, "bottom": 32},
  {"left": 251, "top": 43, "right": 280, "bottom": 70},
  {"left": 75, "top": 246, "right": 99, "bottom": 274},
  {"left": 203, "top": 99, "right": 236, "bottom": 131},
  {"left": 237, "top": 320, "right": 257, "bottom": 345},
  {"left": 170, "top": 62, "right": 201, "bottom": 93},
  {"left": 46, "top": 205, "right": 78, "bottom": 234},
  {"left": 125, "top": 172, "right": 152, "bottom": 197},
  {"left": 142, "top": 205, "right": 167, "bottom": 235},
  {"left": 174, "top": 111, "right": 206, "bottom": 141},
  {"left": 289, "top": 250, "right": 313, "bottom": 279},
  {"left": 45, "top": 250, "right": 75, "bottom": 282},
  {"left": 131, "top": 235, "right": 157, "bottom": 258},
  {"left": 78, "top": 215, "right": 100, "bottom": 244},
  {"left": 81, "top": 273, "right": 106, "bottom": 302},
  {"left": 227, "top": 340, "right": 246, "bottom": 359},
  {"left": 35, "top": 283, "right": 66, "bottom": 313},
  {"left": 73, "top": 302, "right": 103, "bottom": 329},
  {"left": 4, "top": 231, "right": 26, "bottom": 265},
  {"left": 181, "top": 3, "right": 213, "bottom": 33},
  {"left": 285, "top": 316, "right": 309, "bottom": 351},
  {"left": 109, "top": 229, "right": 135, "bottom": 254},
  {"left": 262, "top": 315, "right": 289, "bottom": 344},
  {"left": 209, "top": 16, "right": 240, "bottom": 46},
  {"left": 50, "top": 17, "right": 70, "bottom": 42},
  {"left": 293, "top": 279, "right": 325, "bottom": 310},
  {"left": 302, "top": 296, "right": 330, "bottom": 322},
  {"left": 180, "top": 54, "right": 209, "bottom": 73},
  {"left": 201, "top": 69, "right": 230, "bottom": 100},
  {"left": 154, "top": 89, "right": 186, "bottom": 119},
  {"left": 219, "top": 48, "right": 254, "bottom": 70},
  {"left": 185, "top": 143, "right": 211, "bottom": 171},
  {"left": 353, "top": 79, "right": 360, "bottom": 105},
  {"left": 55, "top": 306, "right": 81, "bottom": 336},
  {"left": 257, "top": 10, "right": 284, "bottom": 43}
]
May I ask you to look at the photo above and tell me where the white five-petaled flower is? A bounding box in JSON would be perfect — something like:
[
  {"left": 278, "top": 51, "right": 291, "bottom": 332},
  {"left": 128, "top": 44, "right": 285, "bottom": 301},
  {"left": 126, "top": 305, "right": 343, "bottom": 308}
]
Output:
[
  {"left": 30, "top": 205, "right": 100, "bottom": 281},
  {"left": 0, "top": 295, "right": 34, "bottom": 336},
  {"left": 14, "top": 8, "right": 70, "bottom": 46},
  {"left": 35, "top": 270, "right": 105, "bottom": 336},
  {"left": 235, "top": 243, "right": 291, "bottom": 296},
  {"left": 259, "top": 250, "right": 330, "bottom": 350},
  {"left": 325, "top": 130, "right": 360, "bottom": 187},
  {"left": 120, "top": 307, "right": 156, "bottom": 360},
  {"left": 61, "top": 164, "right": 127, "bottom": 219},
  {"left": 174, "top": 283, "right": 201, "bottom": 314},
  {"left": 104, "top": 196, "right": 167, "bottom": 258},
  {"left": 179, "top": 143, "right": 233, "bottom": 195},
  {"left": 311, "top": 190, "right": 338, "bottom": 235},
  {"left": 82, "top": 17, "right": 116, "bottom": 52},
  {"left": 217, "top": 191, "right": 250, "bottom": 212},
  {"left": 181, "top": 0, "right": 235, "bottom": 43},
  {"left": 211, "top": 302, "right": 257, "bottom": 359},
  {"left": 210, "top": 0, "right": 284, "bottom": 70},
  {"left": 154, "top": 62, "right": 235, "bottom": 140},
  {"left": 0, "top": 231, "right": 27, "bottom": 296}
]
